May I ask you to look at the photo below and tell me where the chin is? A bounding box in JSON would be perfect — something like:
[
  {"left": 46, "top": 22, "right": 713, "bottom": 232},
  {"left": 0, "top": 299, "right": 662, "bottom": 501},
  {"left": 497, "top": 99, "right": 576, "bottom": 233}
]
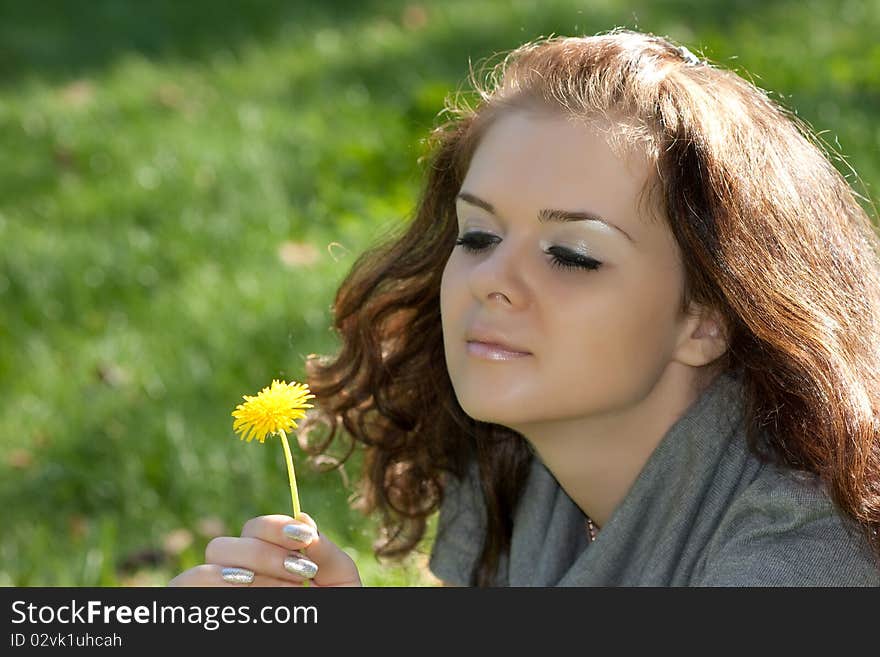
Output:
[
  {"left": 454, "top": 392, "right": 532, "bottom": 428},
  {"left": 454, "top": 389, "right": 503, "bottom": 423}
]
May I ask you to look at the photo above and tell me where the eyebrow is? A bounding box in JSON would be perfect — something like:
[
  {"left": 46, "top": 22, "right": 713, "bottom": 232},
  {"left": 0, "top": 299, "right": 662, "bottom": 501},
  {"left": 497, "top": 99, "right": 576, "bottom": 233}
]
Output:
[{"left": 456, "top": 191, "right": 635, "bottom": 243}]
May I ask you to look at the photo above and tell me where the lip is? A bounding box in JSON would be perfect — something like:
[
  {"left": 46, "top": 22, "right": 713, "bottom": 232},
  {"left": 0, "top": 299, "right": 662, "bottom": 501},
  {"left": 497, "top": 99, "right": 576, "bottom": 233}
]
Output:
[
  {"left": 467, "top": 341, "right": 532, "bottom": 360},
  {"left": 465, "top": 326, "right": 531, "bottom": 354}
]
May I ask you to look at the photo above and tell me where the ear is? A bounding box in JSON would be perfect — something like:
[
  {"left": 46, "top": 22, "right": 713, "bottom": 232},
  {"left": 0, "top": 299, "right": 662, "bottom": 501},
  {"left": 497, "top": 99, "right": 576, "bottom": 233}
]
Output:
[{"left": 673, "top": 303, "right": 728, "bottom": 368}]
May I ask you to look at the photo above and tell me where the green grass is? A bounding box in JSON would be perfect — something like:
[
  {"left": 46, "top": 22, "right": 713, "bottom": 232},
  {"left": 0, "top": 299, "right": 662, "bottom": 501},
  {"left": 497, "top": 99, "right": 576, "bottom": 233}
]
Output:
[{"left": 1, "top": 0, "right": 878, "bottom": 586}]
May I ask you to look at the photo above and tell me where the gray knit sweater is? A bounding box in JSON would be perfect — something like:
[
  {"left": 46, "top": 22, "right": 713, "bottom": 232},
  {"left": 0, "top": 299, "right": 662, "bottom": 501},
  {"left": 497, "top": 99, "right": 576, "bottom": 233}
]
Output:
[{"left": 428, "top": 372, "right": 880, "bottom": 586}]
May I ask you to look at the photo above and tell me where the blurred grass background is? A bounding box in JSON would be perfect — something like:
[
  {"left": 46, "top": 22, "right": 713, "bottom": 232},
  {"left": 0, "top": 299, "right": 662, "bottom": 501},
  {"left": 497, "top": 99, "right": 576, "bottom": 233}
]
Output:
[{"left": 1, "top": 0, "right": 878, "bottom": 586}]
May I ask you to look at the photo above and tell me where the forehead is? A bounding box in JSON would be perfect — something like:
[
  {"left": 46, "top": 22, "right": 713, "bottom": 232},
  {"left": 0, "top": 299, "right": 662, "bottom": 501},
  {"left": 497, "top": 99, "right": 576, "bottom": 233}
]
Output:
[
  {"left": 459, "top": 110, "right": 670, "bottom": 250},
  {"left": 458, "top": 110, "right": 675, "bottom": 252},
  {"left": 462, "top": 110, "right": 654, "bottom": 203}
]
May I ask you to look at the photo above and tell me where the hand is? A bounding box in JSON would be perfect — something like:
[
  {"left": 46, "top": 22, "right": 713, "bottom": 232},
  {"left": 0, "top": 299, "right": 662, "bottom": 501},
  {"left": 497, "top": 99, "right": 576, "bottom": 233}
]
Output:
[{"left": 168, "top": 512, "right": 362, "bottom": 587}]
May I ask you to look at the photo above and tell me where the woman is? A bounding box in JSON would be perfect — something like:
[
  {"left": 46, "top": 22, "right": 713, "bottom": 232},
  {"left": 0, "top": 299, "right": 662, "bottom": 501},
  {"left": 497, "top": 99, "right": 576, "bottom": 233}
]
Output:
[{"left": 170, "top": 28, "right": 880, "bottom": 587}]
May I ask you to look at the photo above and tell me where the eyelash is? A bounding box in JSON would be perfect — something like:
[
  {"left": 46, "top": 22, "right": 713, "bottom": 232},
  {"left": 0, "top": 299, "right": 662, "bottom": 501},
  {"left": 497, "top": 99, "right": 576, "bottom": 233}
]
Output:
[{"left": 454, "top": 231, "right": 602, "bottom": 272}]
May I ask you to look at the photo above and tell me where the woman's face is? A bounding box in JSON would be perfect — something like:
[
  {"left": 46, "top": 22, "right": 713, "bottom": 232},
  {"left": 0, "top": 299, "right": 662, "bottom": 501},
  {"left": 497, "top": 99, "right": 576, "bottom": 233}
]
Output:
[{"left": 440, "top": 110, "right": 691, "bottom": 429}]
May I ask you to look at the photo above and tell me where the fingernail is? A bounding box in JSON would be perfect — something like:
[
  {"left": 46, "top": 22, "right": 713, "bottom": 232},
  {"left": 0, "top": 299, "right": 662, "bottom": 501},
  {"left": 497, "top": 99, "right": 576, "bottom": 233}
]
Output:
[
  {"left": 221, "top": 567, "right": 254, "bottom": 584},
  {"left": 283, "top": 555, "right": 318, "bottom": 579},
  {"left": 283, "top": 522, "right": 317, "bottom": 544}
]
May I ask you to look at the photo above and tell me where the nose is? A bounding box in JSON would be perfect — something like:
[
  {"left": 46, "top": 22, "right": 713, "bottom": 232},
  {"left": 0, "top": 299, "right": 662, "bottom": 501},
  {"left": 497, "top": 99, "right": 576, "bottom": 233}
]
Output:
[{"left": 467, "top": 238, "right": 527, "bottom": 308}]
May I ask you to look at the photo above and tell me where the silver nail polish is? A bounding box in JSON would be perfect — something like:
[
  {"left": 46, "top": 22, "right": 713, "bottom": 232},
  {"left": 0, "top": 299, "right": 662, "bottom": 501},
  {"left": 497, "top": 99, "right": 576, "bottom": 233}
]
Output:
[
  {"left": 283, "top": 523, "right": 316, "bottom": 544},
  {"left": 283, "top": 555, "right": 318, "bottom": 579},
  {"left": 221, "top": 567, "right": 254, "bottom": 584}
]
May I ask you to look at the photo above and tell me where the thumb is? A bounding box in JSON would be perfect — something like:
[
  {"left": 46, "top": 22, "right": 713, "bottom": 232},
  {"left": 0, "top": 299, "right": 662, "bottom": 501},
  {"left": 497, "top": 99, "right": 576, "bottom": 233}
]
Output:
[{"left": 292, "top": 513, "right": 360, "bottom": 586}]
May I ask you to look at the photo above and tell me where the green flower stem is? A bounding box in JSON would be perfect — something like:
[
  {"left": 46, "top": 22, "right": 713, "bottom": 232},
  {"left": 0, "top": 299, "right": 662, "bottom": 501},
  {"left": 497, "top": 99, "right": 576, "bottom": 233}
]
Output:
[
  {"left": 278, "top": 429, "right": 309, "bottom": 587},
  {"left": 278, "top": 429, "right": 301, "bottom": 519}
]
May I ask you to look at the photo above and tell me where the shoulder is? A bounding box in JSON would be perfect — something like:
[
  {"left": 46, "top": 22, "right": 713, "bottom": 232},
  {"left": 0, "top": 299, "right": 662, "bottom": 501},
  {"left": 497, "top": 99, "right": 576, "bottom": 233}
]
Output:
[
  {"left": 427, "top": 459, "right": 486, "bottom": 586},
  {"left": 695, "top": 464, "right": 880, "bottom": 586}
]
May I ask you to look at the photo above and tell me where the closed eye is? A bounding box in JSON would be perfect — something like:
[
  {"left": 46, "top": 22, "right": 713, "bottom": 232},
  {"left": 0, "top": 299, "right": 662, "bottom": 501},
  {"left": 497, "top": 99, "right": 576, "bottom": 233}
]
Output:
[
  {"left": 454, "top": 231, "right": 497, "bottom": 253},
  {"left": 454, "top": 231, "right": 602, "bottom": 272},
  {"left": 545, "top": 245, "right": 603, "bottom": 272}
]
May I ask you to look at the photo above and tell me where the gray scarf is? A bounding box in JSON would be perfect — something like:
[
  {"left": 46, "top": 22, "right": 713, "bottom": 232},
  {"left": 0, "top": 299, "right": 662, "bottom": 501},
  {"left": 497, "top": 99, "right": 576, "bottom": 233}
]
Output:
[{"left": 496, "top": 372, "right": 879, "bottom": 586}]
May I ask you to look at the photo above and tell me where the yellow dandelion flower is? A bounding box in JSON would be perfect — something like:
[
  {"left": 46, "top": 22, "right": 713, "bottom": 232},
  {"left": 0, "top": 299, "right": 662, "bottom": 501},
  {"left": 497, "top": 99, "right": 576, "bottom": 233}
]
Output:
[
  {"left": 232, "top": 379, "right": 315, "bottom": 443},
  {"left": 231, "top": 379, "right": 315, "bottom": 520}
]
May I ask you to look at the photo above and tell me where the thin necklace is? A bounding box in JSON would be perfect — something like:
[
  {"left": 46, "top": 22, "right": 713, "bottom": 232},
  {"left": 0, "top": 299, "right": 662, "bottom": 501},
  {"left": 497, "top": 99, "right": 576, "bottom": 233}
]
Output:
[{"left": 586, "top": 516, "right": 599, "bottom": 542}]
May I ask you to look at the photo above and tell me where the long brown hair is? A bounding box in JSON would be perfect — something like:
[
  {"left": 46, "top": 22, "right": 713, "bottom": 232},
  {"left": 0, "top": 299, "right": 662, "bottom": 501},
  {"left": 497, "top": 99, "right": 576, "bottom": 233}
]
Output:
[{"left": 298, "top": 28, "right": 880, "bottom": 585}]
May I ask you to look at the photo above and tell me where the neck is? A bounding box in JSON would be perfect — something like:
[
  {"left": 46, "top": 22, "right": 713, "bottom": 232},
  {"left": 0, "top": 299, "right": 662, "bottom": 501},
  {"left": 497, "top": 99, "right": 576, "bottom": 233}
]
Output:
[{"left": 511, "top": 365, "right": 717, "bottom": 528}]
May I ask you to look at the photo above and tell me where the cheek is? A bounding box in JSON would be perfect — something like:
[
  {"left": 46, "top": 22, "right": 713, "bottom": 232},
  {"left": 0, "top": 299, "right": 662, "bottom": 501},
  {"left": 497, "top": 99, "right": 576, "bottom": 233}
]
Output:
[
  {"left": 440, "top": 257, "right": 466, "bottom": 339},
  {"left": 545, "top": 274, "right": 682, "bottom": 393},
  {"left": 439, "top": 258, "right": 455, "bottom": 319}
]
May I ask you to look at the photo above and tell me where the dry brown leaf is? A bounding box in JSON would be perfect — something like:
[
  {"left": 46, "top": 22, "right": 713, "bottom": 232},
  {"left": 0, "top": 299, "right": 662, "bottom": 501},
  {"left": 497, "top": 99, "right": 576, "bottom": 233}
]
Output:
[
  {"left": 162, "top": 528, "right": 194, "bottom": 555},
  {"left": 278, "top": 241, "right": 320, "bottom": 267}
]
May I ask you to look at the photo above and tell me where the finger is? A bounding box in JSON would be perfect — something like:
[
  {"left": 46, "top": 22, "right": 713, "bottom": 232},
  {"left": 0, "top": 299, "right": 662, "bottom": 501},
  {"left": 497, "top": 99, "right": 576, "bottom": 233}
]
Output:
[
  {"left": 240, "top": 514, "right": 360, "bottom": 587},
  {"left": 205, "top": 536, "right": 317, "bottom": 584},
  {"left": 289, "top": 513, "right": 357, "bottom": 585},
  {"left": 168, "top": 564, "right": 304, "bottom": 587},
  {"left": 242, "top": 514, "right": 317, "bottom": 552}
]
